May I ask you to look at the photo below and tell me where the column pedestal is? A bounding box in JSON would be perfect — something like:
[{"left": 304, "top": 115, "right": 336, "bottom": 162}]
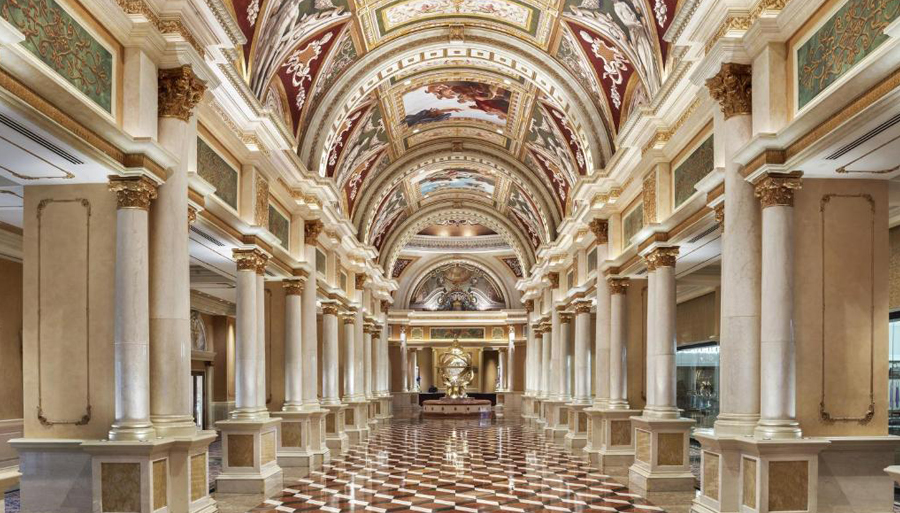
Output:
[
  {"left": 533, "top": 398, "right": 546, "bottom": 427},
  {"left": 367, "top": 400, "right": 379, "bottom": 428},
  {"left": 375, "top": 396, "right": 393, "bottom": 422},
  {"left": 84, "top": 440, "right": 179, "bottom": 513},
  {"left": 215, "top": 417, "right": 283, "bottom": 495},
  {"left": 322, "top": 404, "right": 350, "bottom": 454},
  {"left": 344, "top": 401, "right": 370, "bottom": 445},
  {"left": 585, "top": 408, "right": 642, "bottom": 469},
  {"left": 543, "top": 401, "right": 569, "bottom": 441},
  {"left": 563, "top": 403, "right": 589, "bottom": 453},
  {"left": 628, "top": 416, "right": 695, "bottom": 493},
  {"left": 272, "top": 411, "right": 329, "bottom": 469},
  {"left": 392, "top": 391, "right": 420, "bottom": 413}
]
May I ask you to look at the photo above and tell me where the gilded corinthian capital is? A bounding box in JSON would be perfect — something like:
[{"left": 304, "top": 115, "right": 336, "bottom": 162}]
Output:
[
  {"left": 706, "top": 63, "right": 752, "bottom": 119},
  {"left": 754, "top": 172, "right": 803, "bottom": 208},
  {"left": 108, "top": 175, "right": 158, "bottom": 210},
  {"left": 589, "top": 218, "right": 609, "bottom": 244},
  {"left": 233, "top": 248, "right": 267, "bottom": 273},
  {"left": 158, "top": 66, "right": 206, "bottom": 122},
  {"left": 305, "top": 220, "right": 323, "bottom": 245},
  {"left": 645, "top": 246, "right": 679, "bottom": 271}
]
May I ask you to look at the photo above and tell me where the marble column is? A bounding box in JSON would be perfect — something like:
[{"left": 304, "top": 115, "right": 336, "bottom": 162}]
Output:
[
  {"left": 550, "top": 307, "right": 563, "bottom": 401},
  {"left": 256, "top": 255, "right": 269, "bottom": 413},
  {"left": 540, "top": 324, "right": 551, "bottom": 399},
  {"left": 754, "top": 172, "right": 803, "bottom": 439},
  {"left": 302, "top": 221, "right": 322, "bottom": 409},
  {"left": 231, "top": 249, "right": 266, "bottom": 419},
  {"left": 282, "top": 279, "right": 305, "bottom": 412},
  {"left": 507, "top": 326, "right": 515, "bottom": 392},
  {"left": 592, "top": 219, "right": 610, "bottom": 408},
  {"left": 321, "top": 304, "right": 340, "bottom": 405},
  {"left": 607, "top": 279, "right": 631, "bottom": 409},
  {"left": 572, "top": 300, "right": 593, "bottom": 405},
  {"left": 108, "top": 176, "right": 158, "bottom": 441},
  {"left": 708, "top": 63, "right": 761, "bottom": 436},
  {"left": 498, "top": 348, "right": 507, "bottom": 392},
  {"left": 400, "top": 327, "right": 409, "bottom": 392},
  {"left": 150, "top": 65, "right": 206, "bottom": 438},
  {"left": 645, "top": 263, "right": 657, "bottom": 408},
  {"left": 342, "top": 311, "right": 357, "bottom": 402},
  {"left": 646, "top": 247, "right": 679, "bottom": 418},
  {"left": 409, "top": 349, "right": 418, "bottom": 392},
  {"left": 524, "top": 301, "right": 535, "bottom": 397},
  {"left": 363, "top": 324, "right": 374, "bottom": 399},
  {"left": 558, "top": 311, "right": 573, "bottom": 402}
]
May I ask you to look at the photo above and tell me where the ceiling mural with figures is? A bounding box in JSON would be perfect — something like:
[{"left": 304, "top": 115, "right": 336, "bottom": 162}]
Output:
[{"left": 227, "top": 0, "right": 678, "bottom": 277}]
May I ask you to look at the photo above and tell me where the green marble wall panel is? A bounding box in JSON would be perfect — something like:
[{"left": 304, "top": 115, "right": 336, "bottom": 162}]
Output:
[
  {"left": 196, "top": 139, "right": 239, "bottom": 210},
  {"left": 797, "top": 0, "right": 900, "bottom": 108},
  {"left": 0, "top": 0, "right": 113, "bottom": 111},
  {"left": 268, "top": 205, "right": 289, "bottom": 249},
  {"left": 673, "top": 136, "right": 714, "bottom": 208}
]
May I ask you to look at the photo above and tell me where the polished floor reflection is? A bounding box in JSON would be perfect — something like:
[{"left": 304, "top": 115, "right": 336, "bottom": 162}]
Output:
[{"left": 236, "top": 414, "right": 671, "bottom": 512}]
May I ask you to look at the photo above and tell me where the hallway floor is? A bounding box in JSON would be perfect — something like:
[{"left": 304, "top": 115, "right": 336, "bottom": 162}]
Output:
[{"left": 224, "top": 414, "right": 671, "bottom": 512}]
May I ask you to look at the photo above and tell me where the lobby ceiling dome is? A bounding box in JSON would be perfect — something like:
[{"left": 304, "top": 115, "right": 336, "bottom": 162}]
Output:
[{"left": 229, "top": 0, "right": 675, "bottom": 276}]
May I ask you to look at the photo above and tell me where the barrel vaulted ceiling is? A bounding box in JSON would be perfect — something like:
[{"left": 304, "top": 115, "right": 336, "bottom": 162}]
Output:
[{"left": 228, "top": 0, "right": 677, "bottom": 276}]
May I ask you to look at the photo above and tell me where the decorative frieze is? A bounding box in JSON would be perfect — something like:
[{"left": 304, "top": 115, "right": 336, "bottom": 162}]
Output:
[
  {"left": 282, "top": 279, "right": 305, "bottom": 296},
  {"left": 305, "top": 220, "right": 323, "bottom": 245},
  {"left": 108, "top": 175, "right": 158, "bottom": 210},
  {"left": 754, "top": 173, "right": 803, "bottom": 208},
  {"left": 645, "top": 247, "right": 679, "bottom": 271},
  {"left": 707, "top": 63, "right": 752, "bottom": 119},
  {"left": 158, "top": 66, "right": 206, "bottom": 122},
  {"left": 233, "top": 248, "right": 266, "bottom": 273},
  {"left": 590, "top": 218, "right": 609, "bottom": 244},
  {"left": 608, "top": 278, "right": 630, "bottom": 295}
]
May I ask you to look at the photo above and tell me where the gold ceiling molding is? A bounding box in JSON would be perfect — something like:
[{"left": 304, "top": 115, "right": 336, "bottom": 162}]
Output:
[
  {"left": 640, "top": 98, "right": 702, "bottom": 157},
  {"left": 742, "top": 66, "right": 900, "bottom": 178},
  {"left": 209, "top": 101, "right": 271, "bottom": 157},
  {"left": 114, "top": 0, "right": 206, "bottom": 57},
  {"left": 0, "top": 69, "right": 168, "bottom": 180},
  {"left": 703, "top": 0, "right": 791, "bottom": 54}
]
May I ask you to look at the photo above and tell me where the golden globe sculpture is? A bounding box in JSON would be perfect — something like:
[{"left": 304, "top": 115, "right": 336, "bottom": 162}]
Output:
[{"left": 438, "top": 339, "right": 474, "bottom": 399}]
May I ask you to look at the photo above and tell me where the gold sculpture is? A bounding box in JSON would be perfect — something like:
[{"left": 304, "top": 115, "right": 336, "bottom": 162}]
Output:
[{"left": 438, "top": 340, "right": 474, "bottom": 399}]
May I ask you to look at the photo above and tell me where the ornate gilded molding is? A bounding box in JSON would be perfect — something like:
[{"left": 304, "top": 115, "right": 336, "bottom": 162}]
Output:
[
  {"left": 158, "top": 66, "right": 206, "bottom": 122},
  {"left": 282, "top": 279, "right": 305, "bottom": 295},
  {"left": 524, "top": 299, "right": 534, "bottom": 312},
  {"left": 322, "top": 304, "right": 339, "bottom": 316},
  {"left": 355, "top": 274, "right": 367, "bottom": 290},
  {"left": 254, "top": 175, "right": 269, "bottom": 227},
  {"left": 703, "top": 0, "right": 790, "bottom": 54},
  {"left": 642, "top": 173, "right": 657, "bottom": 225},
  {"left": 608, "top": 278, "right": 630, "bottom": 295},
  {"left": 187, "top": 205, "right": 198, "bottom": 225},
  {"left": 233, "top": 248, "right": 266, "bottom": 273},
  {"left": 574, "top": 300, "right": 592, "bottom": 314},
  {"left": 305, "top": 220, "right": 323, "bottom": 245},
  {"left": 114, "top": 0, "right": 205, "bottom": 56},
  {"left": 590, "top": 218, "right": 609, "bottom": 245},
  {"left": 754, "top": 173, "right": 802, "bottom": 208},
  {"left": 342, "top": 313, "right": 356, "bottom": 324},
  {"left": 108, "top": 175, "right": 158, "bottom": 210},
  {"left": 707, "top": 63, "right": 752, "bottom": 119},
  {"left": 559, "top": 312, "right": 574, "bottom": 323},
  {"left": 714, "top": 203, "right": 725, "bottom": 227},
  {"left": 380, "top": 299, "right": 390, "bottom": 313},
  {"left": 645, "top": 246, "right": 679, "bottom": 270}
]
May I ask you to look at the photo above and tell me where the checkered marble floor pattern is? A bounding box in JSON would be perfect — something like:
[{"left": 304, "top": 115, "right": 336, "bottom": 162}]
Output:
[{"left": 248, "top": 415, "right": 665, "bottom": 512}]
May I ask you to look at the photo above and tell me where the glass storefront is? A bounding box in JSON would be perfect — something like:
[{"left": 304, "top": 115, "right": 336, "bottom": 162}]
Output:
[{"left": 676, "top": 343, "right": 719, "bottom": 429}]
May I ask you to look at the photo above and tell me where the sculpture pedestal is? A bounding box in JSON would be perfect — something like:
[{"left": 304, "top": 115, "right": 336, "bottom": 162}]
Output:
[{"left": 422, "top": 397, "right": 492, "bottom": 417}]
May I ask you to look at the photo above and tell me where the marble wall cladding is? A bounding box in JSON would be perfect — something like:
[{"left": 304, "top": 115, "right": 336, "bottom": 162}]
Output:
[
  {"left": 703, "top": 452, "right": 720, "bottom": 501},
  {"left": 24, "top": 185, "right": 116, "bottom": 439},
  {"left": 742, "top": 457, "right": 757, "bottom": 509},
  {"left": 261, "top": 431, "right": 276, "bottom": 464},
  {"left": 268, "top": 205, "right": 290, "bottom": 249},
  {"left": 635, "top": 429, "right": 650, "bottom": 463},
  {"left": 196, "top": 139, "right": 239, "bottom": 210},
  {"left": 0, "top": 0, "right": 114, "bottom": 111},
  {"left": 795, "top": 180, "right": 887, "bottom": 435},
  {"left": 227, "top": 434, "right": 254, "bottom": 468},
  {"left": 796, "top": 0, "right": 900, "bottom": 109},
  {"left": 610, "top": 420, "right": 631, "bottom": 446},
  {"left": 100, "top": 462, "right": 141, "bottom": 513},
  {"left": 673, "top": 136, "right": 714, "bottom": 208},
  {"left": 190, "top": 453, "right": 206, "bottom": 502},
  {"left": 657, "top": 432, "right": 683, "bottom": 466},
  {"left": 152, "top": 459, "right": 167, "bottom": 510},
  {"left": 282, "top": 422, "right": 304, "bottom": 448},
  {"left": 768, "top": 460, "right": 808, "bottom": 512}
]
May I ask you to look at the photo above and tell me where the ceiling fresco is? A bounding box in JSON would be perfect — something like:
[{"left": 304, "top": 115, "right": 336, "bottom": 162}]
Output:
[{"left": 225, "top": 0, "right": 680, "bottom": 276}]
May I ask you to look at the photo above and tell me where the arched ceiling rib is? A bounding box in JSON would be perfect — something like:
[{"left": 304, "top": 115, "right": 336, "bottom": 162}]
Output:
[{"left": 225, "top": 0, "right": 676, "bottom": 286}]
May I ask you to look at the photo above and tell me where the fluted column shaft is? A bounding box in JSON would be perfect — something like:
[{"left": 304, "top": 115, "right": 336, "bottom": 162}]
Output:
[
  {"left": 755, "top": 173, "right": 803, "bottom": 439},
  {"left": 646, "top": 247, "right": 679, "bottom": 418},
  {"left": 282, "top": 280, "right": 305, "bottom": 411},
  {"left": 608, "top": 279, "right": 630, "bottom": 409},
  {"left": 321, "top": 305, "right": 340, "bottom": 405},
  {"left": 232, "top": 250, "right": 264, "bottom": 418},
  {"left": 342, "top": 313, "right": 357, "bottom": 401},
  {"left": 572, "top": 301, "right": 592, "bottom": 404},
  {"left": 109, "top": 177, "right": 157, "bottom": 441}
]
